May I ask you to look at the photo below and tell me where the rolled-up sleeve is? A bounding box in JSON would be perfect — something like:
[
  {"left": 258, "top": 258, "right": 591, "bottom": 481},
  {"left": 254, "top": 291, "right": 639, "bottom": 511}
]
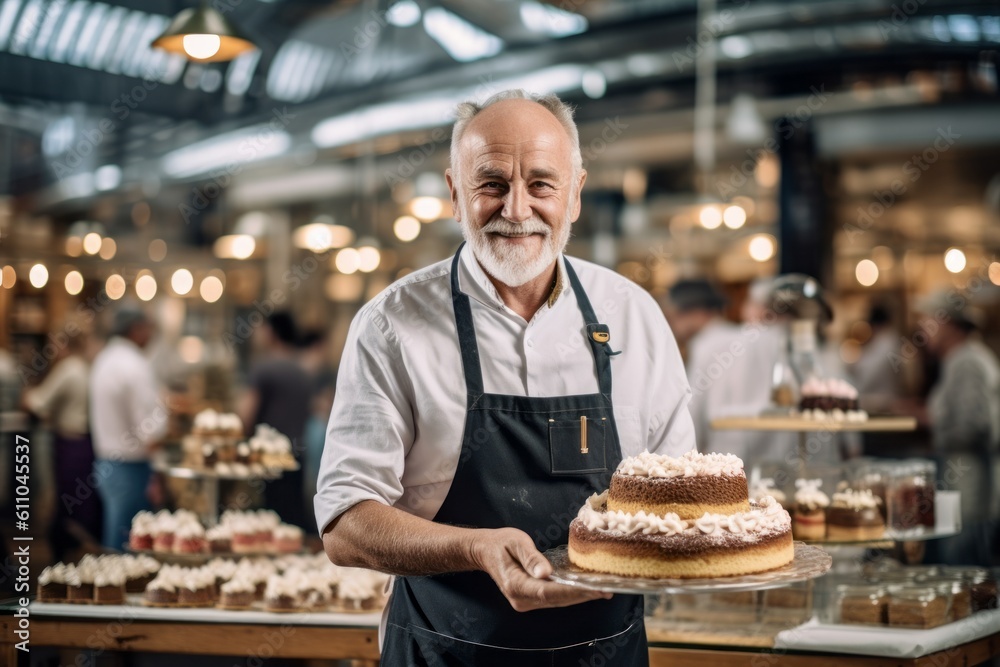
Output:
[{"left": 314, "top": 308, "right": 414, "bottom": 534}]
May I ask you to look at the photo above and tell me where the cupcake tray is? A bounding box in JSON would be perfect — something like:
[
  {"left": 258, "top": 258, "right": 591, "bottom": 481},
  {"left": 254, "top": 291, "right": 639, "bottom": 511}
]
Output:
[{"left": 543, "top": 542, "right": 831, "bottom": 594}]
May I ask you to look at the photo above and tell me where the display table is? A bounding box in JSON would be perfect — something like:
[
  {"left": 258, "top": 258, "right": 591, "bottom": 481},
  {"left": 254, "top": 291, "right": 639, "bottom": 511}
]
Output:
[{"left": 4, "top": 603, "right": 999, "bottom": 666}]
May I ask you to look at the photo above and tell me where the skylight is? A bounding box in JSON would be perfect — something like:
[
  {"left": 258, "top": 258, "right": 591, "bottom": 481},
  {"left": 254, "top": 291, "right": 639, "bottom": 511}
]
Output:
[
  {"left": 0, "top": 0, "right": 186, "bottom": 84},
  {"left": 422, "top": 6, "right": 503, "bottom": 62},
  {"left": 519, "top": 1, "right": 588, "bottom": 38}
]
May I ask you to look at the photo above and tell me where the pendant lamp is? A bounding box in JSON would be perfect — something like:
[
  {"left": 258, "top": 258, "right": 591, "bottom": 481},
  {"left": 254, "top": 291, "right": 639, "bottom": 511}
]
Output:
[{"left": 152, "top": 4, "right": 256, "bottom": 62}]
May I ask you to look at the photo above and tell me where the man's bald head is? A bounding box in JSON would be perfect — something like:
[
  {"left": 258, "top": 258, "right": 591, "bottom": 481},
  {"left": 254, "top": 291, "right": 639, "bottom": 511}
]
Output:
[{"left": 449, "top": 90, "right": 581, "bottom": 187}]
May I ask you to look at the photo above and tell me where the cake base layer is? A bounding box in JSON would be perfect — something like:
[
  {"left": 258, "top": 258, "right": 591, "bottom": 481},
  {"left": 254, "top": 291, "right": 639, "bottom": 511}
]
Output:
[{"left": 568, "top": 520, "right": 794, "bottom": 578}]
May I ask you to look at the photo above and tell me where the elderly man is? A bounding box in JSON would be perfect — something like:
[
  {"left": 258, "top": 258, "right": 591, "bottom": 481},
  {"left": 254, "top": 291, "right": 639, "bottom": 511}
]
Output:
[{"left": 316, "top": 90, "right": 694, "bottom": 665}]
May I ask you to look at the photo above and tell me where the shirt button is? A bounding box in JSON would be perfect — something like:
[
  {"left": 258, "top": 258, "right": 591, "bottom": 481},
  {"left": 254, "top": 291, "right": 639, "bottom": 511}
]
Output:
[{"left": 526, "top": 339, "right": 534, "bottom": 348}]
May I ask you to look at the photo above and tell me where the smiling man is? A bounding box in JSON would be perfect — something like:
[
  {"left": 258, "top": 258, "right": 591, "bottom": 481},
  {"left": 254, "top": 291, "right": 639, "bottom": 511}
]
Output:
[{"left": 316, "top": 90, "right": 694, "bottom": 666}]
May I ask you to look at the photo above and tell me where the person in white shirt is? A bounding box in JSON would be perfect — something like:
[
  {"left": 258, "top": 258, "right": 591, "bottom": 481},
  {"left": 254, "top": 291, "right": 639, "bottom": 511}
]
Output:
[
  {"left": 90, "top": 307, "right": 167, "bottom": 548},
  {"left": 665, "top": 278, "right": 739, "bottom": 452},
  {"left": 23, "top": 324, "right": 101, "bottom": 555},
  {"left": 315, "top": 90, "right": 693, "bottom": 666},
  {"left": 907, "top": 294, "right": 1000, "bottom": 565}
]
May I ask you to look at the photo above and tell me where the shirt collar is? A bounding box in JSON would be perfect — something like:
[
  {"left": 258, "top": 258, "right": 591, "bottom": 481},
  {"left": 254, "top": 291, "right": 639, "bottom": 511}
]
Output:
[{"left": 458, "top": 243, "right": 568, "bottom": 313}]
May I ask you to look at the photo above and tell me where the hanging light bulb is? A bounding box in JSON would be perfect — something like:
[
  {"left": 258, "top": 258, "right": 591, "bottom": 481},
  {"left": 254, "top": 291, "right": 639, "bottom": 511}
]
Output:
[{"left": 152, "top": 5, "right": 256, "bottom": 63}]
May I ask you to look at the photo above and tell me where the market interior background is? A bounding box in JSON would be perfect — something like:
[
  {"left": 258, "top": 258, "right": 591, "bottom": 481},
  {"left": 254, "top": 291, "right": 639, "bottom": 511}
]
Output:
[{"left": 1, "top": 0, "right": 999, "bottom": 642}]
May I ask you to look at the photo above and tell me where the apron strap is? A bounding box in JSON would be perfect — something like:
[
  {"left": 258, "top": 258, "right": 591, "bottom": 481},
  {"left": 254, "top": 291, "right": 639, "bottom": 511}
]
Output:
[
  {"left": 563, "top": 259, "right": 614, "bottom": 398},
  {"left": 451, "top": 244, "right": 485, "bottom": 397},
  {"left": 450, "top": 243, "right": 612, "bottom": 400}
]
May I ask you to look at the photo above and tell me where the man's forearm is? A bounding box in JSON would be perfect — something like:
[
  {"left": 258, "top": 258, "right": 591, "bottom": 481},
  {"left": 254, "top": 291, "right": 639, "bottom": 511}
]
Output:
[{"left": 323, "top": 500, "right": 481, "bottom": 576}]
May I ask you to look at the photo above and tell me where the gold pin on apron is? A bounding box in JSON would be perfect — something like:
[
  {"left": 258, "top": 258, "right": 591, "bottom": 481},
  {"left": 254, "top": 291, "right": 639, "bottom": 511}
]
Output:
[{"left": 580, "top": 416, "right": 588, "bottom": 454}]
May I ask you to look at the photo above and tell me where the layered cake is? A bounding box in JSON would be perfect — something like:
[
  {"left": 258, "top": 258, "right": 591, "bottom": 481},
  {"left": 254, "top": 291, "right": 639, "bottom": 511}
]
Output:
[
  {"left": 608, "top": 451, "right": 750, "bottom": 518},
  {"left": 827, "top": 489, "right": 885, "bottom": 541},
  {"left": 568, "top": 451, "right": 794, "bottom": 578},
  {"left": 792, "top": 479, "right": 829, "bottom": 540},
  {"left": 274, "top": 525, "right": 303, "bottom": 554},
  {"left": 797, "top": 378, "right": 868, "bottom": 422}
]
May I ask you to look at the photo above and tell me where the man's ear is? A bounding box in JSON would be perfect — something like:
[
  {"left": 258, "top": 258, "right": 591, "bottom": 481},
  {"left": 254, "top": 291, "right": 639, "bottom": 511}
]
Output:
[
  {"left": 445, "top": 169, "right": 461, "bottom": 223},
  {"left": 569, "top": 169, "right": 587, "bottom": 222}
]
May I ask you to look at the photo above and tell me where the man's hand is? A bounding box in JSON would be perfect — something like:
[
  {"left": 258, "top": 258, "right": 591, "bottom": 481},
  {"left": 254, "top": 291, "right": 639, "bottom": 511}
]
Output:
[{"left": 470, "top": 527, "right": 611, "bottom": 612}]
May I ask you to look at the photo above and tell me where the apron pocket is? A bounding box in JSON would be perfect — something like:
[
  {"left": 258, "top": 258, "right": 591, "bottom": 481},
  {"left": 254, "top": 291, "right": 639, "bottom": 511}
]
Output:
[{"left": 549, "top": 416, "right": 608, "bottom": 475}]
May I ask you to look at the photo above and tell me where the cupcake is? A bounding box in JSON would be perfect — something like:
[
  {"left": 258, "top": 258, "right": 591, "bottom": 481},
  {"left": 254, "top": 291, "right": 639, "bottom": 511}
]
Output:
[
  {"left": 65, "top": 565, "right": 93, "bottom": 603},
  {"left": 202, "top": 443, "right": 218, "bottom": 468},
  {"left": 793, "top": 479, "right": 830, "bottom": 540},
  {"left": 129, "top": 512, "right": 155, "bottom": 551},
  {"left": 94, "top": 570, "right": 125, "bottom": 605},
  {"left": 264, "top": 575, "right": 300, "bottom": 612},
  {"left": 335, "top": 570, "right": 380, "bottom": 611},
  {"left": 219, "top": 577, "right": 256, "bottom": 609},
  {"left": 219, "top": 412, "right": 244, "bottom": 438},
  {"left": 144, "top": 575, "right": 178, "bottom": 606},
  {"left": 177, "top": 570, "right": 213, "bottom": 607},
  {"left": 273, "top": 525, "right": 303, "bottom": 554},
  {"left": 174, "top": 522, "right": 208, "bottom": 554},
  {"left": 152, "top": 516, "right": 176, "bottom": 553},
  {"left": 827, "top": 489, "right": 885, "bottom": 541},
  {"left": 37, "top": 564, "right": 68, "bottom": 601},
  {"left": 297, "top": 578, "right": 331, "bottom": 611},
  {"left": 236, "top": 443, "right": 251, "bottom": 465},
  {"left": 231, "top": 519, "right": 258, "bottom": 554},
  {"left": 192, "top": 409, "right": 221, "bottom": 436}
]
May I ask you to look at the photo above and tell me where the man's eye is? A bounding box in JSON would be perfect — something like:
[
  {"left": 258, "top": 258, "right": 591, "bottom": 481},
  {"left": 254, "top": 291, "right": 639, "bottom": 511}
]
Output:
[
  {"left": 482, "top": 182, "right": 503, "bottom": 189},
  {"left": 532, "top": 182, "right": 553, "bottom": 189}
]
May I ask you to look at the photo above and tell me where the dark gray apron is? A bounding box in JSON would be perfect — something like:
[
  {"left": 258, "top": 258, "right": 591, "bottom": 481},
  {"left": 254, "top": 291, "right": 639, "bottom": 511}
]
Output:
[{"left": 380, "top": 245, "right": 647, "bottom": 666}]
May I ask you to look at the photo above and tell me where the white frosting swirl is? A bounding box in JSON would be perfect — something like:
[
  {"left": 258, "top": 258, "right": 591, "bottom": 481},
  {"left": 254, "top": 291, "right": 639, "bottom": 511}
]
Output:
[{"left": 615, "top": 450, "right": 744, "bottom": 478}]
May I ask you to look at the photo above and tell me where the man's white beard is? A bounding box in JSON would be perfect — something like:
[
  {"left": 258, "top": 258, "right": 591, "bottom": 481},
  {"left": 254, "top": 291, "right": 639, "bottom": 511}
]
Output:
[{"left": 461, "top": 205, "right": 573, "bottom": 288}]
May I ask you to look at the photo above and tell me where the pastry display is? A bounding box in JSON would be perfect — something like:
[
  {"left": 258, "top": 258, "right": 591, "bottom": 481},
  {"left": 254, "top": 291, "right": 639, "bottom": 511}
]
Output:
[
  {"left": 826, "top": 489, "right": 885, "bottom": 541},
  {"left": 791, "top": 479, "right": 829, "bottom": 540},
  {"left": 796, "top": 378, "right": 868, "bottom": 422},
  {"left": 568, "top": 451, "right": 794, "bottom": 578}
]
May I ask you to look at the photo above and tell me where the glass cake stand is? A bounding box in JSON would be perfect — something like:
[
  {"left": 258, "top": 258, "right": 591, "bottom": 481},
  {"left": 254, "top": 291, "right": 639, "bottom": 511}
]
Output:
[{"left": 543, "top": 542, "right": 831, "bottom": 594}]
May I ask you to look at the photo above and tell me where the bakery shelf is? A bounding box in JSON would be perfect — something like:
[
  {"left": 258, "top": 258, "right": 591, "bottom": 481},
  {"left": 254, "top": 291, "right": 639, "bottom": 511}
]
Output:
[
  {"left": 711, "top": 416, "right": 918, "bottom": 432},
  {"left": 151, "top": 457, "right": 297, "bottom": 481}
]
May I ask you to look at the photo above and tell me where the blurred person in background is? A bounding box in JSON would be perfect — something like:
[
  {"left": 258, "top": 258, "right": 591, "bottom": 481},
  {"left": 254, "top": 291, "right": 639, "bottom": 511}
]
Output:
[
  {"left": 848, "top": 303, "right": 902, "bottom": 415},
  {"left": 298, "top": 328, "right": 337, "bottom": 513},
  {"left": 901, "top": 294, "right": 1000, "bottom": 565},
  {"left": 91, "top": 307, "right": 166, "bottom": 549},
  {"left": 240, "top": 312, "right": 311, "bottom": 529},
  {"left": 22, "top": 322, "right": 102, "bottom": 558},
  {"left": 666, "top": 279, "right": 738, "bottom": 451}
]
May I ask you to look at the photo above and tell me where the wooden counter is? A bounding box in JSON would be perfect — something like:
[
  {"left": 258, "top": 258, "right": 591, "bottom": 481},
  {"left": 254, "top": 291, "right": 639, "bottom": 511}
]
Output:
[{"left": 4, "top": 616, "right": 998, "bottom": 666}]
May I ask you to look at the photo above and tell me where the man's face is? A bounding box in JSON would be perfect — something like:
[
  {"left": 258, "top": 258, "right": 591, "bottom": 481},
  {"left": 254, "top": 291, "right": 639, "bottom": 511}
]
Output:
[{"left": 446, "top": 99, "right": 586, "bottom": 288}]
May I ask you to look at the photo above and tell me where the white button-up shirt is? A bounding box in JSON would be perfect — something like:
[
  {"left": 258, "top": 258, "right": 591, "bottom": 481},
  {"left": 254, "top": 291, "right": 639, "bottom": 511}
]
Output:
[
  {"left": 90, "top": 337, "right": 166, "bottom": 462},
  {"left": 314, "top": 245, "right": 695, "bottom": 533}
]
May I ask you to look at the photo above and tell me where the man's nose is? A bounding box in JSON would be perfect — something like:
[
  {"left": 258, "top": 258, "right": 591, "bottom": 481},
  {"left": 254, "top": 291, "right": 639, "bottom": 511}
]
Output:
[{"left": 501, "top": 182, "right": 532, "bottom": 222}]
